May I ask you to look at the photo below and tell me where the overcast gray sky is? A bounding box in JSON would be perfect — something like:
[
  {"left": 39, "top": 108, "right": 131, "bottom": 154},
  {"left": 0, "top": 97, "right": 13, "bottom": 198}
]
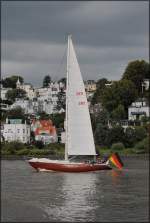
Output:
[{"left": 1, "top": 1, "right": 149, "bottom": 87}]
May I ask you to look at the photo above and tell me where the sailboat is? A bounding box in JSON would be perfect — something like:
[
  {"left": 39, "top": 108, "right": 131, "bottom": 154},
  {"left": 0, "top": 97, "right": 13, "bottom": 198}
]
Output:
[{"left": 28, "top": 35, "right": 112, "bottom": 172}]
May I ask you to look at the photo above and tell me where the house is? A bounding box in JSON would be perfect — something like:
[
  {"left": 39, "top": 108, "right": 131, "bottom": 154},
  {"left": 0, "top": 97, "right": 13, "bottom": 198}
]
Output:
[
  {"left": 36, "top": 82, "right": 66, "bottom": 114},
  {"left": 31, "top": 119, "right": 58, "bottom": 144},
  {"left": 3, "top": 118, "right": 30, "bottom": 143},
  {"left": 142, "top": 79, "right": 149, "bottom": 92},
  {"left": 84, "top": 80, "right": 96, "bottom": 92},
  {"left": 128, "top": 98, "right": 150, "bottom": 121},
  {"left": 16, "top": 78, "right": 36, "bottom": 99},
  {"left": 1, "top": 87, "right": 12, "bottom": 100}
]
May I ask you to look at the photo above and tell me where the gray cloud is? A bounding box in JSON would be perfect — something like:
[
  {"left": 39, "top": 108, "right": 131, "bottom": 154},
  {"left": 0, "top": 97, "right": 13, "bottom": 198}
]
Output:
[{"left": 1, "top": 1, "right": 149, "bottom": 86}]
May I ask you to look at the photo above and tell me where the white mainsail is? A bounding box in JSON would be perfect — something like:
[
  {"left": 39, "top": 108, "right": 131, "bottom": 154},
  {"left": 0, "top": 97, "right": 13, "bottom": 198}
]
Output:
[{"left": 65, "top": 36, "right": 96, "bottom": 157}]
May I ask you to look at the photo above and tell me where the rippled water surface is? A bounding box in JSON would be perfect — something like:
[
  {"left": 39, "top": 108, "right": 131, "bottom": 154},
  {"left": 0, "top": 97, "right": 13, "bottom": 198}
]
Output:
[{"left": 1, "top": 156, "right": 149, "bottom": 222}]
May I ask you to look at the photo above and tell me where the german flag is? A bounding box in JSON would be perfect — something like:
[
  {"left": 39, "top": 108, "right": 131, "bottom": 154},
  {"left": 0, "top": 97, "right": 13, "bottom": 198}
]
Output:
[{"left": 109, "top": 153, "right": 124, "bottom": 169}]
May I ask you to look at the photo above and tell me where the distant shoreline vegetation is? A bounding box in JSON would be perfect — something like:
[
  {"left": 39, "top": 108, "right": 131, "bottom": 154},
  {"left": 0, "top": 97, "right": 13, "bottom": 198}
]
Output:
[{"left": 1, "top": 137, "right": 149, "bottom": 159}]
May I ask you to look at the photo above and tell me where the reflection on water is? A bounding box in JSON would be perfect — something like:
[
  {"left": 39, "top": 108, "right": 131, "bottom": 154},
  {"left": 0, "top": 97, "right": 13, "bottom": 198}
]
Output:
[
  {"left": 1, "top": 156, "right": 149, "bottom": 222},
  {"left": 45, "top": 173, "right": 97, "bottom": 222}
]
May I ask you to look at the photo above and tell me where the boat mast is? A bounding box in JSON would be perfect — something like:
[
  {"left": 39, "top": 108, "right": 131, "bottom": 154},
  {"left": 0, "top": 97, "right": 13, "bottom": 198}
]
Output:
[{"left": 65, "top": 35, "right": 71, "bottom": 161}]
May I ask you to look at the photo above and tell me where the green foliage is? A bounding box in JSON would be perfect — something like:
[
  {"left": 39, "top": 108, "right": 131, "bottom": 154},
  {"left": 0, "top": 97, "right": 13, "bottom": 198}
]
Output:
[
  {"left": 111, "top": 104, "right": 126, "bottom": 120},
  {"left": 2, "top": 75, "right": 24, "bottom": 88},
  {"left": 124, "top": 127, "right": 136, "bottom": 148},
  {"left": 107, "top": 126, "right": 125, "bottom": 147},
  {"left": 37, "top": 111, "right": 50, "bottom": 120},
  {"left": 111, "top": 142, "right": 125, "bottom": 151},
  {"left": 28, "top": 148, "right": 54, "bottom": 156},
  {"left": 6, "top": 89, "right": 26, "bottom": 102},
  {"left": 101, "top": 80, "right": 138, "bottom": 117},
  {"left": 49, "top": 113, "right": 65, "bottom": 128},
  {"left": 122, "top": 60, "right": 149, "bottom": 94},
  {"left": 91, "top": 78, "right": 108, "bottom": 105},
  {"left": 134, "top": 126, "right": 147, "bottom": 142},
  {"left": 96, "top": 109, "right": 109, "bottom": 125},
  {"left": 3, "top": 141, "right": 26, "bottom": 154},
  {"left": 34, "top": 140, "right": 44, "bottom": 149},
  {"left": 90, "top": 109, "right": 109, "bottom": 133},
  {"left": 43, "top": 75, "right": 51, "bottom": 87},
  {"left": 94, "top": 123, "right": 109, "bottom": 146},
  {"left": 16, "top": 149, "right": 30, "bottom": 155},
  {"left": 134, "top": 137, "right": 149, "bottom": 153}
]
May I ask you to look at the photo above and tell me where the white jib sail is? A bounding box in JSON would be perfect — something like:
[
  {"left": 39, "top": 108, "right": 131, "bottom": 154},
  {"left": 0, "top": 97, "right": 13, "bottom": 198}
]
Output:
[{"left": 66, "top": 36, "right": 96, "bottom": 156}]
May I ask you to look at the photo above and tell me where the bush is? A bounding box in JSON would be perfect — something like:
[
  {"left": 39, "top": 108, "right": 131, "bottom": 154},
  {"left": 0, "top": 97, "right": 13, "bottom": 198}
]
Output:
[
  {"left": 111, "top": 142, "right": 125, "bottom": 151},
  {"left": 124, "top": 127, "right": 136, "bottom": 148},
  {"left": 16, "top": 148, "right": 30, "bottom": 155},
  {"left": 94, "top": 124, "right": 109, "bottom": 146},
  {"left": 134, "top": 137, "right": 149, "bottom": 153},
  {"left": 134, "top": 126, "right": 147, "bottom": 142},
  {"left": 28, "top": 148, "right": 55, "bottom": 156},
  {"left": 4, "top": 141, "right": 25, "bottom": 152},
  {"left": 107, "top": 126, "right": 125, "bottom": 147}
]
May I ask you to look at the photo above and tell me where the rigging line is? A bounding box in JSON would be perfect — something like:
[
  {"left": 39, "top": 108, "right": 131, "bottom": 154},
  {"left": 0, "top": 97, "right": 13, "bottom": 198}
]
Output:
[{"left": 54, "top": 45, "right": 67, "bottom": 81}]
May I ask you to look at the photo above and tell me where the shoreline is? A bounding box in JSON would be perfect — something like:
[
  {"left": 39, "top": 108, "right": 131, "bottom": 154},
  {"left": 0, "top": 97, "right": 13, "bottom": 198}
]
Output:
[{"left": 1, "top": 153, "right": 149, "bottom": 160}]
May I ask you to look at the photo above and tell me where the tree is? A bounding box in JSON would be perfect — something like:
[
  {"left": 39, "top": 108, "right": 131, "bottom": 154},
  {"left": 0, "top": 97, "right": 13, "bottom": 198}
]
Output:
[
  {"left": 124, "top": 127, "right": 137, "bottom": 148},
  {"left": 2, "top": 75, "right": 24, "bottom": 88},
  {"left": 107, "top": 126, "right": 125, "bottom": 147},
  {"left": 101, "top": 79, "right": 138, "bottom": 117},
  {"left": 58, "top": 77, "right": 66, "bottom": 87},
  {"left": 122, "top": 60, "right": 149, "bottom": 94},
  {"left": 49, "top": 113, "right": 65, "bottom": 128},
  {"left": 43, "top": 75, "right": 51, "bottom": 87},
  {"left": 94, "top": 123, "right": 109, "bottom": 146},
  {"left": 134, "top": 126, "right": 147, "bottom": 142},
  {"left": 37, "top": 111, "right": 50, "bottom": 120},
  {"left": 6, "top": 89, "right": 26, "bottom": 102},
  {"left": 111, "top": 104, "right": 126, "bottom": 120},
  {"left": 91, "top": 78, "right": 108, "bottom": 105}
]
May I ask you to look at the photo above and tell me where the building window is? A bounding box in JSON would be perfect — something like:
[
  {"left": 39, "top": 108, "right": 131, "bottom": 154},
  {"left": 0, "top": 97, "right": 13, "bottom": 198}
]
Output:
[
  {"left": 23, "top": 129, "right": 25, "bottom": 133},
  {"left": 17, "top": 129, "right": 20, "bottom": 133}
]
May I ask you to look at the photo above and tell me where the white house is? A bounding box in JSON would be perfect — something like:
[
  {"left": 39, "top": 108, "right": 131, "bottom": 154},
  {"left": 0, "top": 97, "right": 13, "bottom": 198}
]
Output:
[
  {"left": 3, "top": 118, "right": 30, "bottom": 143},
  {"left": 1, "top": 87, "right": 12, "bottom": 100},
  {"left": 16, "top": 78, "right": 36, "bottom": 99},
  {"left": 10, "top": 99, "right": 34, "bottom": 114},
  {"left": 142, "top": 79, "right": 149, "bottom": 92},
  {"left": 128, "top": 98, "right": 150, "bottom": 120},
  {"left": 84, "top": 80, "right": 96, "bottom": 92},
  {"left": 36, "top": 82, "right": 66, "bottom": 114},
  {"left": 35, "top": 133, "right": 56, "bottom": 144}
]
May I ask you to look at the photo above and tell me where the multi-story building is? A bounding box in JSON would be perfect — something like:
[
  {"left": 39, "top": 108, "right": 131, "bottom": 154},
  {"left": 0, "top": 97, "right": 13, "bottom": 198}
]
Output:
[
  {"left": 3, "top": 118, "right": 30, "bottom": 143},
  {"left": 10, "top": 99, "right": 34, "bottom": 114},
  {"left": 128, "top": 98, "right": 150, "bottom": 120},
  {"left": 36, "top": 82, "right": 66, "bottom": 114},
  {"left": 16, "top": 78, "right": 36, "bottom": 99}
]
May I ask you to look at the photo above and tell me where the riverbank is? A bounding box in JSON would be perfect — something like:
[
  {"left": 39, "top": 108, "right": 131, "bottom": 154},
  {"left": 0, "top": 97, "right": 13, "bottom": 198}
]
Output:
[
  {"left": 1, "top": 141, "right": 149, "bottom": 160},
  {"left": 1, "top": 152, "right": 149, "bottom": 160}
]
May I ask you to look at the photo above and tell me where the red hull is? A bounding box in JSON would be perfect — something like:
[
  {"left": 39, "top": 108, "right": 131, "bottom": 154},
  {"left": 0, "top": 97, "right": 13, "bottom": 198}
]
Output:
[{"left": 28, "top": 161, "right": 112, "bottom": 172}]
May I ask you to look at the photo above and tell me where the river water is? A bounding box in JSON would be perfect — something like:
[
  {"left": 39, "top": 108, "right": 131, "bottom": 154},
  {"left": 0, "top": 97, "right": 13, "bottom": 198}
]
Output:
[{"left": 1, "top": 156, "right": 149, "bottom": 222}]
